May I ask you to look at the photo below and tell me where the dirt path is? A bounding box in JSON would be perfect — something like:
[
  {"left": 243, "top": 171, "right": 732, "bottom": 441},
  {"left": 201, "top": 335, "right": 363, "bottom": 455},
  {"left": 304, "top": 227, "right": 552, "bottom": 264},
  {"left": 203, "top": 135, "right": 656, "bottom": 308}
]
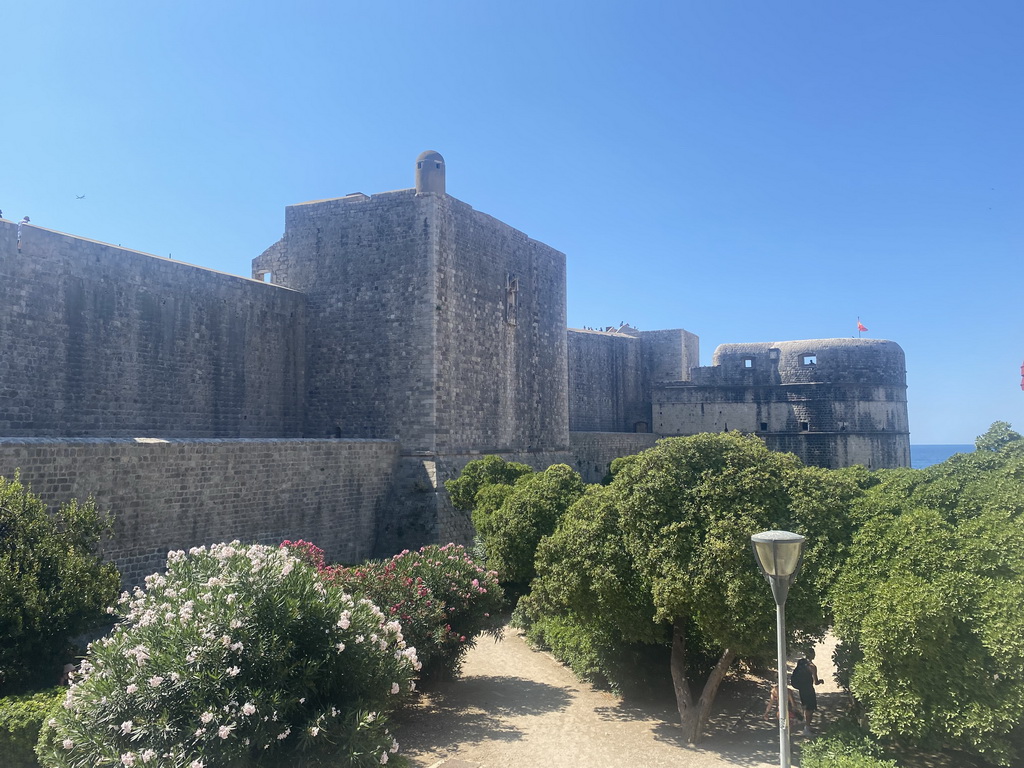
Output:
[{"left": 394, "top": 629, "right": 845, "bottom": 768}]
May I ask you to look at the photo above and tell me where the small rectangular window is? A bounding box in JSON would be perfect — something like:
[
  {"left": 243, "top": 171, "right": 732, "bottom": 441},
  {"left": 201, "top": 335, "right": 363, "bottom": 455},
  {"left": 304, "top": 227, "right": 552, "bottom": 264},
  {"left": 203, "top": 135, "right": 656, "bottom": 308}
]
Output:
[
  {"left": 744, "top": 358, "right": 753, "bottom": 368},
  {"left": 803, "top": 355, "right": 817, "bottom": 365},
  {"left": 760, "top": 422, "right": 768, "bottom": 431},
  {"left": 800, "top": 421, "right": 809, "bottom": 431}
]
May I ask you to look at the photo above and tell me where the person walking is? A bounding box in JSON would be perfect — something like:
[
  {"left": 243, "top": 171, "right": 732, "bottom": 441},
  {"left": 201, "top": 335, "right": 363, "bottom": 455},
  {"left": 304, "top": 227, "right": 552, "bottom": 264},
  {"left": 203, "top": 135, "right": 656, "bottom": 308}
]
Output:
[{"left": 791, "top": 655, "right": 823, "bottom": 736}]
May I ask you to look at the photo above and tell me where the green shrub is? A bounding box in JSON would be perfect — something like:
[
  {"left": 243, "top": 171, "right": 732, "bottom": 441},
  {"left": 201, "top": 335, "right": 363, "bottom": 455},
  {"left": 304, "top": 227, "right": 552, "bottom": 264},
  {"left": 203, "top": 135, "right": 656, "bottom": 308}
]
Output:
[
  {"left": 37, "top": 542, "right": 417, "bottom": 768},
  {"left": 482, "top": 464, "right": 585, "bottom": 589},
  {"left": 801, "top": 722, "right": 898, "bottom": 768},
  {"left": 0, "top": 474, "right": 120, "bottom": 694},
  {"left": 444, "top": 455, "right": 533, "bottom": 512},
  {"left": 0, "top": 688, "right": 62, "bottom": 768},
  {"left": 519, "top": 613, "right": 622, "bottom": 692},
  {"left": 298, "top": 543, "right": 504, "bottom": 680}
]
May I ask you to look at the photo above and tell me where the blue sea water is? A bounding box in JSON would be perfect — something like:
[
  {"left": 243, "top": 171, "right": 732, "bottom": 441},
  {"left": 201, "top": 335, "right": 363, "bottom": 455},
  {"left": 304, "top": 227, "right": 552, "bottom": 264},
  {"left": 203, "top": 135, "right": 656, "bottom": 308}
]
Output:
[{"left": 910, "top": 444, "right": 975, "bottom": 469}]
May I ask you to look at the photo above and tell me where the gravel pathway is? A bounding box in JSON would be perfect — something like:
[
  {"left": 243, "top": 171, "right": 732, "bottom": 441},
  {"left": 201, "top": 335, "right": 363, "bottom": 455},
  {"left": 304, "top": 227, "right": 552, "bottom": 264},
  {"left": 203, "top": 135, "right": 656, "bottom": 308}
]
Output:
[{"left": 394, "top": 628, "right": 845, "bottom": 768}]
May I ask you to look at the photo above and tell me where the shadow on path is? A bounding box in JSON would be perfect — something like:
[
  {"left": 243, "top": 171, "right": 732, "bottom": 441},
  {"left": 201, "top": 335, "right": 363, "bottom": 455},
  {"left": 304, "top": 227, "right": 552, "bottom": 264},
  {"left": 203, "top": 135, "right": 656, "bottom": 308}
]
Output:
[{"left": 396, "top": 674, "right": 574, "bottom": 756}]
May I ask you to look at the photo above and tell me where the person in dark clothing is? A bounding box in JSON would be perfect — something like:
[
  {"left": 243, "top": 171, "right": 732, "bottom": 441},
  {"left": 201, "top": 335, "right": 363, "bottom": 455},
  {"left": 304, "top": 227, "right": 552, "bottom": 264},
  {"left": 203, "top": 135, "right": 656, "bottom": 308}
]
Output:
[{"left": 791, "top": 655, "right": 823, "bottom": 735}]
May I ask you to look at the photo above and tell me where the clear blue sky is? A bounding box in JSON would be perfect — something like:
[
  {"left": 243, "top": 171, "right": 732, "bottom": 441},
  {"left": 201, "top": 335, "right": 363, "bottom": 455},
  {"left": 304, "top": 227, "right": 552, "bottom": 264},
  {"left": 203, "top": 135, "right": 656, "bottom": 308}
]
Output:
[{"left": 4, "top": 1, "right": 1021, "bottom": 444}]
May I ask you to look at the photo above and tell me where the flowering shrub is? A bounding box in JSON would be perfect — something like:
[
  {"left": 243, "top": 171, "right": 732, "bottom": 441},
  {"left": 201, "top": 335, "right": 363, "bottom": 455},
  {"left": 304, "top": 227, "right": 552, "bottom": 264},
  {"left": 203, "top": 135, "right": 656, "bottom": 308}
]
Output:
[
  {"left": 37, "top": 542, "right": 418, "bottom": 768},
  {"left": 283, "top": 542, "right": 504, "bottom": 679}
]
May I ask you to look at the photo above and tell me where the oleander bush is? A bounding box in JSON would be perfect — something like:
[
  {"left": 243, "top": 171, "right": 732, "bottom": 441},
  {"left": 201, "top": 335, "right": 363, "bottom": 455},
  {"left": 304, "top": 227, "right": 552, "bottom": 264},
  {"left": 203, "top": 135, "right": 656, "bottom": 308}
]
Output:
[
  {"left": 37, "top": 542, "right": 418, "bottom": 768},
  {"left": 284, "top": 541, "right": 503, "bottom": 679},
  {"left": 0, "top": 474, "right": 120, "bottom": 694},
  {"left": 0, "top": 687, "right": 63, "bottom": 768}
]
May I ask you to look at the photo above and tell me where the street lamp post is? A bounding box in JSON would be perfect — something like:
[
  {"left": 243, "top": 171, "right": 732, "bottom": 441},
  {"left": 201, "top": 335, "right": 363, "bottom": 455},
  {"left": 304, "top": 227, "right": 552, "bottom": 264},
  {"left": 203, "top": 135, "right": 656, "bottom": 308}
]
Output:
[{"left": 751, "top": 530, "right": 806, "bottom": 768}]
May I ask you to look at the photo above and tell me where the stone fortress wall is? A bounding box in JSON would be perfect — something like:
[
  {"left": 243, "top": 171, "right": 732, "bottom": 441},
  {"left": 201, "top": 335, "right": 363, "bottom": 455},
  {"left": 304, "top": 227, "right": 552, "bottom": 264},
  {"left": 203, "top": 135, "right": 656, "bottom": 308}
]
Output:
[
  {"left": 654, "top": 338, "right": 911, "bottom": 469},
  {"left": 0, "top": 223, "right": 306, "bottom": 438},
  {"left": 0, "top": 438, "right": 398, "bottom": 586},
  {"left": 0, "top": 151, "right": 910, "bottom": 583}
]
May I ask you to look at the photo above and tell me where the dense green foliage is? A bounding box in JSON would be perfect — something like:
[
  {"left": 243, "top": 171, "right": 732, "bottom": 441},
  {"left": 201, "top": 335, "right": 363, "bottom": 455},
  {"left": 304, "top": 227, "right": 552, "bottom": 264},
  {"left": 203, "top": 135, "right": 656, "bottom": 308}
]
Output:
[
  {"left": 444, "top": 455, "right": 533, "bottom": 512},
  {"left": 612, "top": 434, "right": 861, "bottom": 653},
  {"left": 515, "top": 484, "right": 667, "bottom": 692},
  {"left": 474, "top": 463, "right": 586, "bottom": 589},
  {"left": 0, "top": 688, "right": 62, "bottom": 768},
  {"left": 831, "top": 422, "right": 1024, "bottom": 765},
  {"left": 0, "top": 474, "right": 120, "bottom": 694},
  {"left": 37, "top": 542, "right": 417, "bottom": 768},
  {"left": 510, "top": 433, "right": 861, "bottom": 740},
  {"left": 802, "top": 735, "right": 898, "bottom": 768}
]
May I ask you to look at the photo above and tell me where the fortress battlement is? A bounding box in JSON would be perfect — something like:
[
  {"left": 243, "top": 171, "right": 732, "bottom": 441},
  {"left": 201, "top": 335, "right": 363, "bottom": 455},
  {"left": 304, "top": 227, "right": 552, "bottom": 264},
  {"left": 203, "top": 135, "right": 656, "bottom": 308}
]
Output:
[{"left": 0, "top": 150, "right": 910, "bottom": 582}]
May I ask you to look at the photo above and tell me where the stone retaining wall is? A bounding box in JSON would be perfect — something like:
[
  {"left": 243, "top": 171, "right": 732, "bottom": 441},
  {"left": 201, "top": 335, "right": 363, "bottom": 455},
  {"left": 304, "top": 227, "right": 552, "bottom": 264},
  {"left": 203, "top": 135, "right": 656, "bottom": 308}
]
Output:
[{"left": 0, "top": 438, "right": 398, "bottom": 585}]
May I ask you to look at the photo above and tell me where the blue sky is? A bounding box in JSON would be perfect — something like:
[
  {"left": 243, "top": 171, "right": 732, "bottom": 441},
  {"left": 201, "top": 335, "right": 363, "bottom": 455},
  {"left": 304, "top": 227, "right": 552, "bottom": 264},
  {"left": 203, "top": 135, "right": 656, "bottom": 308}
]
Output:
[{"left": 3, "top": 1, "right": 1021, "bottom": 444}]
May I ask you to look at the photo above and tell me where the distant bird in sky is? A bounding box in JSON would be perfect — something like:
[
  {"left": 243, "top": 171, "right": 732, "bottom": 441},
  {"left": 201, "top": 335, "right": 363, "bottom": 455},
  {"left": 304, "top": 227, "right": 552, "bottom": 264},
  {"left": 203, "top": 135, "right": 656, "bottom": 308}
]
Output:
[{"left": 75, "top": 195, "right": 85, "bottom": 200}]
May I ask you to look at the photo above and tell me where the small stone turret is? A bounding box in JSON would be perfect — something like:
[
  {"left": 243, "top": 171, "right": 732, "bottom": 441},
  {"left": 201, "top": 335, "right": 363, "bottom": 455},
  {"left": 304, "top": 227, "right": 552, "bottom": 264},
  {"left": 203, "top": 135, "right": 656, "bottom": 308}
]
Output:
[{"left": 415, "top": 150, "right": 445, "bottom": 194}]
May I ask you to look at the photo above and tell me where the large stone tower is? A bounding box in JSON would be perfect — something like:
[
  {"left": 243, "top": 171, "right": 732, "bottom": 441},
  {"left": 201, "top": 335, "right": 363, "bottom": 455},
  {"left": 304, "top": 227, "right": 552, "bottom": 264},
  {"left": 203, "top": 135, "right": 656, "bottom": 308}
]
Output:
[{"left": 253, "top": 152, "right": 571, "bottom": 544}]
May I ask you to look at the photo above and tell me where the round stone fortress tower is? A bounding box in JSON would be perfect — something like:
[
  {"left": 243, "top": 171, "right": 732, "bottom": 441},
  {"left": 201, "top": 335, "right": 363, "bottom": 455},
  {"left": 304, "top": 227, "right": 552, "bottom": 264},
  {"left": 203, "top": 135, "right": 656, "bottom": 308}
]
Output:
[
  {"left": 654, "top": 338, "right": 910, "bottom": 469},
  {"left": 415, "top": 150, "right": 445, "bottom": 194}
]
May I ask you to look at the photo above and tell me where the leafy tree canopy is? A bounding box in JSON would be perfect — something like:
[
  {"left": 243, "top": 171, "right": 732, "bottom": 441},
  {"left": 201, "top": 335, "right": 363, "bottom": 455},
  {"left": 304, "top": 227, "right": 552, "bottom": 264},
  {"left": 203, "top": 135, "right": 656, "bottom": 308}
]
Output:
[
  {"left": 483, "top": 463, "right": 585, "bottom": 587},
  {"left": 444, "top": 455, "right": 533, "bottom": 511},
  {"left": 613, "top": 433, "right": 860, "bottom": 655},
  {"left": 831, "top": 423, "right": 1024, "bottom": 765}
]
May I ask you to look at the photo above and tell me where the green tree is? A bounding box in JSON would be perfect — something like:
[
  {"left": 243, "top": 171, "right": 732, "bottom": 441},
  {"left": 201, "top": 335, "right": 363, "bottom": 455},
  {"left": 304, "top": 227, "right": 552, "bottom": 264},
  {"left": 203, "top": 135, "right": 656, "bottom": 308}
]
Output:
[
  {"left": 516, "top": 484, "right": 666, "bottom": 693},
  {"left": 975, "top": 420, "right": 1023, "bottom": 453},
  {"left": 481, "top": 463, "right": 586, "bottom": 589},
  {"left": 520, "top": 433, "right": 862, "bottom": 742},
  {"left": 611, "top": 433, "right": 860, "bottom": 742},
  {"left": 831, "top": 425, "right": 1024, "bottom": 765},
  {"left": 444, "top": 455, "right": 533, "bottom": 512},
  {"left": 0, "top": 474, "right": 120, "bottom": 693}
]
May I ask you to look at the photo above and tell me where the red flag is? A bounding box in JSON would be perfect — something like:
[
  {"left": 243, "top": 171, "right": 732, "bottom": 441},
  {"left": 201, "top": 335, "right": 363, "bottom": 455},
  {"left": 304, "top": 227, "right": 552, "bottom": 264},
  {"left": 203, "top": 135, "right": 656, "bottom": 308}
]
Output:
[{"left": 857, "top": 320, "right": 868, "bottom": 333}]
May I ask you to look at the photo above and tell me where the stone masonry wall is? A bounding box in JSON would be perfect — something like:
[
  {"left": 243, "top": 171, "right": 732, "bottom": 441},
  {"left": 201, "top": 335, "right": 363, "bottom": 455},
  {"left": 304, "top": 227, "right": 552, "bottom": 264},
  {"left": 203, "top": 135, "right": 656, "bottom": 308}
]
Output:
[
  {"left": 266, "top": 191, "right": 438, "bottom": 447},
  {"left": 567, "top": 330, "right": 649, "bottom": 432},
  {"left": 435, "top": 196, "right": 569, "bottom": 453},
  {"left": 0, "top": 438, "right": 399, "bottom": 585},
  {"left": 0, "top": 221, "right": 305, "bottom": 438},
  {"left": 654, "top": 339, "right": 910, "bottom": 469},
  {"left": 568, "top": 431, "right": 659, "bottom": 482}
]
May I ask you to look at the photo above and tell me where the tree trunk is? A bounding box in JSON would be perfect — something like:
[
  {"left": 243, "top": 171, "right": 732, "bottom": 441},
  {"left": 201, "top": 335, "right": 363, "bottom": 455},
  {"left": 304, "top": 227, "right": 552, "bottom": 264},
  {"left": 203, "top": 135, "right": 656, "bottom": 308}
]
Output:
[{"left": 670, "top": 618, "right": 738, "bottom": 744}]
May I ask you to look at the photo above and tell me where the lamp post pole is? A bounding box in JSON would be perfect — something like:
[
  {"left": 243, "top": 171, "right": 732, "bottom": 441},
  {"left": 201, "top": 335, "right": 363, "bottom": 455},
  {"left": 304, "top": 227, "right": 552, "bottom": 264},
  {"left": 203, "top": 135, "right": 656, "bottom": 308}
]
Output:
[
  {"left": 774, "top": 592, "right": 791, "bottom": 768},
  {"left": 751, "top": 530, "right": 806, "bottom": 768}
]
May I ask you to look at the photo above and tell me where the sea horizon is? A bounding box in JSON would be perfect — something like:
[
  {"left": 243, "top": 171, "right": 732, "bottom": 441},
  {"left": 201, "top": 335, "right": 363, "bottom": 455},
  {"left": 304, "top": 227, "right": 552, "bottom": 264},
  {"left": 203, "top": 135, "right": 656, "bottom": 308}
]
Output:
[{"left": 910, "top": 444, "right": 975, "bottom": 470}]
